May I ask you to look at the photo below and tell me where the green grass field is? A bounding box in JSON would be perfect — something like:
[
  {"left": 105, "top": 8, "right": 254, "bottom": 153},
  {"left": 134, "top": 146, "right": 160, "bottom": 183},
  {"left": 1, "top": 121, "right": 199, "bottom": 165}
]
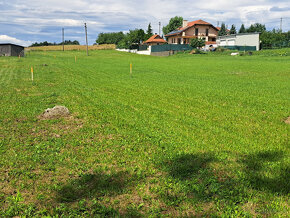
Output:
[{"left": 0, "top": 50, "right": 289, "bottom": 217}]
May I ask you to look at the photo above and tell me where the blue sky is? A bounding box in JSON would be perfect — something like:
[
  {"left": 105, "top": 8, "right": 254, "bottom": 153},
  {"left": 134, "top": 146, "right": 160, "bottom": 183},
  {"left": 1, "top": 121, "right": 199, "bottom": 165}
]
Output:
[{"left": 0, "top": 0, "right": 289, "bottom": 46}]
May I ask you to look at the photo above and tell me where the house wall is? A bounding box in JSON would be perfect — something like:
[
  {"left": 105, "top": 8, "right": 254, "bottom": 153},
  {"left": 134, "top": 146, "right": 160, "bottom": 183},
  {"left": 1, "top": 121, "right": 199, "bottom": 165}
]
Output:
[
  {"left": 0, "top": 45, "right": 11, "bottom": 56},
  {"left": 148, "top": 42, "right": 166, "bottom": 46},
  {"left": 0, "top": 45, "right": 24, "bottom": 56},
  {"left": 217, "top": 33, "right": 260, "bottom": 50},
  {"left": 235, "top": 34, "right": 260, "bottom": 50},
  {"left": 167, "top": 25, "right": 218, "bottom": 45},
  {"left": 184, "top": 25, "right": 217, "bottom": 38},
  {"left": 11, "top": 45, "right": 25, "bottom": 57}
]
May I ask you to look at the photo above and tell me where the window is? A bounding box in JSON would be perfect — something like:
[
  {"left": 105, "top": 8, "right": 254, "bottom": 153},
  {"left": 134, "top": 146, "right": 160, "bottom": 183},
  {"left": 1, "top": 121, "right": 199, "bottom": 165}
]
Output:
[
  {"left": 195, "top": 28, "right": 199, "bottom": 36},
  {"left": 206, "top": 29, "right": 209, "bottom": 36}
]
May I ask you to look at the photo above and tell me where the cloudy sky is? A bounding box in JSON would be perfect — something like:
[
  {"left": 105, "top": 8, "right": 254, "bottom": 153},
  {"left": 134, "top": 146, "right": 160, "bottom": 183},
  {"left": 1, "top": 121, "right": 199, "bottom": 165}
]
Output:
[{"left": 0, "top": 0, "right": 289, "bottom": 46}]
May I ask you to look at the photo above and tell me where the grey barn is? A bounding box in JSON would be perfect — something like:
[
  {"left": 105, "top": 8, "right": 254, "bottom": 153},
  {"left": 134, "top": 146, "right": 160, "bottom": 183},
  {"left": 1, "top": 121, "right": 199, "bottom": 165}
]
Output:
[{"left": 0, "top": 43, "right": 25, "bottom": 57}]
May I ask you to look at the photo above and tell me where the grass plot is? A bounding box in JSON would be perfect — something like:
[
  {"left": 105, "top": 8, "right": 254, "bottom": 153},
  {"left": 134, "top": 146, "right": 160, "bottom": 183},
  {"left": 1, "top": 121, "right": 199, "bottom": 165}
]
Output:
[{"left": 0, "top": 49, "right": 289, "bottom": 216}]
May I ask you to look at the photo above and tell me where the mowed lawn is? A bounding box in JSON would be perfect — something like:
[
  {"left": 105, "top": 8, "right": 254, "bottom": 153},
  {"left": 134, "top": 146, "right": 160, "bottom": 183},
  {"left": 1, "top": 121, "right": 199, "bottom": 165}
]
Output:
[{"left": 0, "top": 50, "right": 289, "bottom": 217}]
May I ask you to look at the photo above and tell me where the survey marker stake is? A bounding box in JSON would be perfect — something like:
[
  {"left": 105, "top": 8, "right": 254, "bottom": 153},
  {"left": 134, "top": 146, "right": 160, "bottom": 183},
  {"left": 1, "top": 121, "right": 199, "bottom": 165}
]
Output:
[
  {"left": 31, "top": 67, "right": 34, "bottom": 84},
  {"left": 130, "top": 63, "right": 132, "bottom": 76}
]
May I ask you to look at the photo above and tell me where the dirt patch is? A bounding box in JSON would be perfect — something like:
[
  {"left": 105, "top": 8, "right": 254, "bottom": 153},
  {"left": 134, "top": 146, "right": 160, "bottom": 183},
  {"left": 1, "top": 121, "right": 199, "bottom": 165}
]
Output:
[
  {"left": 31, "top": 115, "right": 83, "bottom": 139},
  {"left": 284, "top": 117, "right": 290, "bottom": 124},
  {"left": 39, "top": 106, "right": 70, "bottom": 120}
]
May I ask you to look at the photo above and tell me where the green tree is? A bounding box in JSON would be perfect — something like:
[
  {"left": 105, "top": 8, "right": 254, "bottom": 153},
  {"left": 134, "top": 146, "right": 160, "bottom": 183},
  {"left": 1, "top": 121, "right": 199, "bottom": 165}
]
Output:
[
  {"left": 218, "top": 23, "right": 227, "bottom": 36},
  {"left": 229, "top": 24, "right": 237, "bottom": 34},
  {"left": 163, "top": 16, "right": 183, "bottom": 35},
  {"left": 96, "top": 32, "right": 125, "bottom": 45},
  {"left": 190, "top": 38, "right": 205, "bottom": 49},
  {"left": 260, "top": 30, "right": 286, "bottom": 48},
  {"left": 247, "top": 23, "right": 266, "bottom": 33},
  {"left": 127, "top": 29, "right": 145, "bottom": 44},
  {"left": 145, "top": 23, "right": 153, "bottom": 40},
  {"left": 239, "top": 24, "right": 246, "bottom": 33}
]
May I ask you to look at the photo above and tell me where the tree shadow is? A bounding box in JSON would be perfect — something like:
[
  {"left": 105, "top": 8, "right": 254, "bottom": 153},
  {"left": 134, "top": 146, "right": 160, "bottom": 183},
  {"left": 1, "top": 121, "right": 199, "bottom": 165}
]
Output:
[
  {"left": 57, "top": 170, "right": 137, "bottom": 203},
  {"left": 55, "top": 170, "right": 144, "bottom": 216},
  {"left": 160, "top": 153, "right": 246, "bottom": 205},
  {"left": 159, "top": 150, "right": 289, "bottom": 209},
  {"left": 240, "top": 150, "right": 289, "bottom": 194}
]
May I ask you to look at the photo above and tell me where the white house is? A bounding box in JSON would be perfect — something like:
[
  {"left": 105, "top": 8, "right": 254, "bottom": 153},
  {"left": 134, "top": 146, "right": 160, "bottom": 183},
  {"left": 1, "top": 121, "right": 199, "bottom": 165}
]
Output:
[{"left": 217, "top": 33, "right": 260, "bottom": 51}]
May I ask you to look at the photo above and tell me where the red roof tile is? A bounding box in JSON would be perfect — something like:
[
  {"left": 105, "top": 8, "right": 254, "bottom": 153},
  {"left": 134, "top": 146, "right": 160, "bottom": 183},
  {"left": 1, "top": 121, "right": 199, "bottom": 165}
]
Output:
[
  {"left": 145, "top": 34, "right": 167, "bottom": 43},
  {"left": 165, "top": 19, "right": 218, "bottom": 36}
]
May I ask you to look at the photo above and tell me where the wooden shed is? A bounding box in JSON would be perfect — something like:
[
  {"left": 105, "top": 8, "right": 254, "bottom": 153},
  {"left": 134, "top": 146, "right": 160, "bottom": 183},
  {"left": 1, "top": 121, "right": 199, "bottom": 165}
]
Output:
[{"left": 0, "top": 43, "right": 25, "bottom": 57}]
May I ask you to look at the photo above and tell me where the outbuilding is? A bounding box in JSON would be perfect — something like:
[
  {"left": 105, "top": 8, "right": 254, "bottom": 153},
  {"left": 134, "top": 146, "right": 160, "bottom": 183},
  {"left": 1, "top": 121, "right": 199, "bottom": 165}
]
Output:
[
  {"left": 0, "top": 43, "right": 25, "bottom": 57},
  {"left": 217, "top": 33, "right": 260, "bottom": 51},
  {"left": 144, "top": 34, "right": 167, "bottom": 46}
]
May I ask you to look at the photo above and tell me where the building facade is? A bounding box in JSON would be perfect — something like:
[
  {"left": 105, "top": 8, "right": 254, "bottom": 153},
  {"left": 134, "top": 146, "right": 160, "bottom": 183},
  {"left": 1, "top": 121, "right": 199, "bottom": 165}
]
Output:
[
  {"left": 216, "top": 33, "right": 260, "bottom": 51},
  {"left": 0, "top": 43, "right": 25, "bottom": 57},
  {"left": 165, "top": 19, "right": 219, "bottom": 45}
]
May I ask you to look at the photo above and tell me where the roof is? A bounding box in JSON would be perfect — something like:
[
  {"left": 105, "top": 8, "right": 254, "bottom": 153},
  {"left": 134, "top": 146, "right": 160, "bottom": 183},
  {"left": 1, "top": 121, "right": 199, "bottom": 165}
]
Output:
[
  {"left": 216, "top": 27, "right": 230, "bottom": 32},
  {"left": 217, "top": 32, "right": 260, "bottom": 39},
  {"left": 165, "top": 19, "right": 219, "bottom": 36},
  {"left": 145, "top": 34, "right": 167, "bottom": 43},
  {"left": 0, "top": 43, "right": 25, "bottom": 48}
]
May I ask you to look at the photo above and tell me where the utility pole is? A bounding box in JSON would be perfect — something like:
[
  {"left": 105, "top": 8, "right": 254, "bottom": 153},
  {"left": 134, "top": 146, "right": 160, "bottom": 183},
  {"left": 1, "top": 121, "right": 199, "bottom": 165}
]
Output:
[
  {"left": 280, "top": 17, "right": 283, "bottom": 32},
  {"left": 159, "top": 22, "right": 161, "bottom": 35},
  {"left": 217, "top": 21, "right": 220, "bottom": 27},
  {"left": 84, "top": 23, "right": 89, "bottom": 56},
  {"left": 62, "top": 28, "right": 64, "bottom": 51}
]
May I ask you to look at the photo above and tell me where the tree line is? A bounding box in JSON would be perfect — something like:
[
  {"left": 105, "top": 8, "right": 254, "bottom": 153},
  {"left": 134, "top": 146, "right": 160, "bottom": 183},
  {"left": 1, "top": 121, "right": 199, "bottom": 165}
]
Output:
[
  {"left": 30, "top": 40, "right": 80, "bottom": 47},
  {"left": 96, "top": 23, "right": 154, "bottom": 49}
]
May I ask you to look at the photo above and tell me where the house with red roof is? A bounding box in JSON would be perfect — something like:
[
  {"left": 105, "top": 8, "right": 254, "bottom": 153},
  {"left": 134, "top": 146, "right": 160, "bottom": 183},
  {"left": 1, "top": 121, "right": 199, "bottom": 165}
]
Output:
[
  {"left": 165, "top": 19, "right": 219, "bottom": 45},
  {"left": 144, "top": 34, "right": 167, "bottom": 46}
]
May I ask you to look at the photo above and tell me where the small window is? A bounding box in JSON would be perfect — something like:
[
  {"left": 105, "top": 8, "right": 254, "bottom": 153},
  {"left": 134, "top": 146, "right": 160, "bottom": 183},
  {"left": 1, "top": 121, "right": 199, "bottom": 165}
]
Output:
[
  {"left": 195, "top": 28, "right": 199, "bottom": 36},
  {"left": 206, "top": 29, "right": 209, "bottom": 36}
]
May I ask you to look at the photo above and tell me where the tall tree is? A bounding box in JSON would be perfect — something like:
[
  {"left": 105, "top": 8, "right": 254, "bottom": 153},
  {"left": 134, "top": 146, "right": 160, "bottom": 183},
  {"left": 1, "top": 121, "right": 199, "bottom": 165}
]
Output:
[
  {"left": 218, "top": 23, "right": 227, "bottom": 36},
  {"left": 247, "top": 23, "right": 266, "bottom": 33},
  {"left": 239, "top": 24, "right": 246, "bottom": 33},
  {"left": 162, "top": 16, "right": 183, "bottom": 35},
  {"left": 145, "top": 23, "right": 153, "bottom": 40},
  {"left": 229, "top": 24, "right": 237, "bottom": 34}
]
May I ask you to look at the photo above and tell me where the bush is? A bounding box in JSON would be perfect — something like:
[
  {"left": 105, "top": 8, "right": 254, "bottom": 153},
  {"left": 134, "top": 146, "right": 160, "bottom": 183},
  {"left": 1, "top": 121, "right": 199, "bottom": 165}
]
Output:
[{"left": 190, "top": 38, "right": 205, "bottom": 49}]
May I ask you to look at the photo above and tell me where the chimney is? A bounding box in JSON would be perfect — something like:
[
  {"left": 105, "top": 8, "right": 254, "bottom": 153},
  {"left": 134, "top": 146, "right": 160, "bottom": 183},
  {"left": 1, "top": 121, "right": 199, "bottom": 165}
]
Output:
[{"left": 183, "top": 20, "right": 188, "bottom": 28}]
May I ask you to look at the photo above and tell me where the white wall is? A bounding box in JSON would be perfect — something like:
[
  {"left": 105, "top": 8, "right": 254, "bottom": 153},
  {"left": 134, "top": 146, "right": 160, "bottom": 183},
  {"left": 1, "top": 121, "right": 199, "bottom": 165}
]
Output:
[
  {"left": 217, "top": 33, "right": 260, "bottom": 50},
  {"left": 235, "top": 34, "right": 260, "bottom": 50}
]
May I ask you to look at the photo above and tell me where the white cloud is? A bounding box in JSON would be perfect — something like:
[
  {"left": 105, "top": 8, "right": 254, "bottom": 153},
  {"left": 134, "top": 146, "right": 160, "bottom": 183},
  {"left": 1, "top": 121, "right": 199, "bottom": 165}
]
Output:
[{"left": 0, "top": 35, "right": 32, "bottom": 47}]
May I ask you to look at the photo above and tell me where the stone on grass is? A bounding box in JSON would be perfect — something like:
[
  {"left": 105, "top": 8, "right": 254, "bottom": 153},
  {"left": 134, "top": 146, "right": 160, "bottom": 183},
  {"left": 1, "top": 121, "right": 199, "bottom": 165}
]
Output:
[
  {"left": 285, "top": 117, "right": 290, "bottom": 124},
  {"left": 40, "top": 106, "right": 70, "bottom": 119}
]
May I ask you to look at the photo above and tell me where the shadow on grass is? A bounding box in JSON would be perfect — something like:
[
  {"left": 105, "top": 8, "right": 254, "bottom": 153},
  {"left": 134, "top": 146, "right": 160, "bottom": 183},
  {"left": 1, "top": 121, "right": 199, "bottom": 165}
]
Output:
[
  {"left": 159, "top": 150, "right": 288, "bottom": 208},
  {"left": 57, "top": 171, "right": 136, "bottom": 203},
  {"left": 160, "top": 153, "right": 246, "bottom": 206},
  {"left": 240, "top": 151, "right": 289, "bottom": 194},
  {"left": 55, "top": 170, "right": 143, "bottom": 217}
]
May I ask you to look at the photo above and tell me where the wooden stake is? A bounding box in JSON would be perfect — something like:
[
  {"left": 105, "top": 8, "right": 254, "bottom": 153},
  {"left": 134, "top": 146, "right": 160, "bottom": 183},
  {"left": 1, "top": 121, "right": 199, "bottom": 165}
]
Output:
[
  {"left": 31, "top": 67, "right": 34, "bottom": 82},
  {"left": 130, "top": 63, "right": 132, "bottom": 75},
  {"left": 18, "top": 55, "right": 20, "bottom": 59}
]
